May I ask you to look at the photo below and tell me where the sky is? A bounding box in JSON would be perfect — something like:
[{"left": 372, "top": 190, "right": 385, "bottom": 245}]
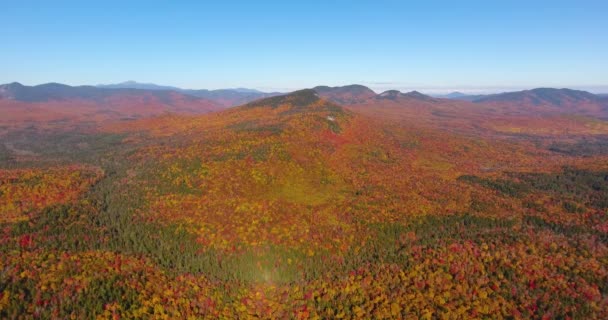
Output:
[{"left": 1, "top": 0, "right": 607, "bottom": 94}]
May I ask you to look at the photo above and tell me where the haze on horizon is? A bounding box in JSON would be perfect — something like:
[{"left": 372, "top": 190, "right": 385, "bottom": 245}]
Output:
[{"left": 2, "top": 0, "right": 607, "bottom": 94}]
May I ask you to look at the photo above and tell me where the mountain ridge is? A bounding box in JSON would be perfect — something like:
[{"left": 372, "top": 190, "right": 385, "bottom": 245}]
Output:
[
  {"left": 3, "top": 82, "right": 606, "bottom": 119},
  {"left": 96, "top": 81, "right": 280, "bottom": 106},
  {"left": 97, "top": 81, "right": 182, "bottom": 91},
  {"left": 473, "top": 88, "right": 599, "bottom": 105},
  {"left": 0, "top": 82, "right": 223, "bottom": 127},
  {"left": 313, "top": 84, "right": 376, "bottom": 104}
]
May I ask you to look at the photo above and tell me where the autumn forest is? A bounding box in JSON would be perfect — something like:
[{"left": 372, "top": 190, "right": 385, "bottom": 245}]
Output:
[{"left": 0, "top": 81, "right": 607, "bottom": 319}]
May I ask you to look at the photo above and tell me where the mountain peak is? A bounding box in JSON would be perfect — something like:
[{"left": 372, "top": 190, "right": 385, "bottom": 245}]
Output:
[
  {"left": 2, "top": 82, "right": 24, "bottom": 88},
  {"left": 376, "top": 90, "right": 434, "bottom": 102},
  {"left": 403, "top": 90, "right": 434, "bottom": 100},
  {"left": 245, "top": 89, "right": 321, "bottom": 109},
  {"left": 437, "top": 91, "right": 468, "bottom": 99},
  {"left": 378, "top": 90, "right": 402, "bottom": 98},
  {"left": 38, "top": 82, "right": 74, "bottom": 89},
  {"left": 313, "top": 84, "right": 376, "bottom": 104},
  {"left": 0, "top": 82, "right": 23, "bottom": 99},
  {"left": 475, "top": 87, "right": 599, "bottom": 106},
  {"left": 313, "top": 84, "right": 373, "bottom": 93},
  {"left": 403, "top": 90, "right": 422, "bottom": 97}
]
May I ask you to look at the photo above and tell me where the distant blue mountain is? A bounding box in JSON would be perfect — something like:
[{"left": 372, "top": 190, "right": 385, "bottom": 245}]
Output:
[
  {"left": 375, "top": 90, "right": 435, "bottom": 101},
  {"left": 433, "top": 92, "right": 486, "bottom": 101},
  {"left": 433, "top": 92, "right": 468, "bottom": 99},
  {"left": 97, "top": 81, "right": 181, "bottom": 91},
  {"left": 96, "top": 81, "right": 280, "bottom": 106},
  {"left": 473, "top": 88, "right": 600, "bottom": 105}
]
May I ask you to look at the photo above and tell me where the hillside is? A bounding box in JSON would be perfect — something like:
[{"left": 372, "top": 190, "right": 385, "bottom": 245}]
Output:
[{"left": 1, "top": 87, "right": 608, "bottom": 318}]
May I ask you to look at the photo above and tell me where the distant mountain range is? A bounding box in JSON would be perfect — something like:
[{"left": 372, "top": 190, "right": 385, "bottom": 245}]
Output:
[
  {"left": 7, "top": 80, "right": 605, "bottom": 109},
  {"left": 432, "top": 92, "right": 485, "bottom": 101},
  {"left": 0, "top": 82, "right": 222, "bottom": 126},
  {"left": 375, "top": 90, "right": 436, "bottom": 101},
  {"left": 433, "top": 92, "right": 467, "bottom": 99},
  {"left": 0, "top": 82, "right": 209, "bottom": 104},
  {"left": 436, "top": 89, "right": 608, "bottom": 104},
  {"left": 2, "top": 82, "right": 607, "bottom": 126},
  {"left": 314, "top": 85, "right": 441, "bottom": 105},
  {"left": 468, "top": 88, "right": 608, "bottom": 118},
  {"left": 316, "top": 84, "right": 606, "bottom": 111},
  {"left": 97, "top": 81, "right": 280, "bottom": 107},
  {"left": 97, "top": 81, "right": 182, "bottom": 91},
  {"left": 475, "top": 88, "right": 597, "bottom": 105},
  {"left": 98, "top": 81, "right": 265, "bottom": 94}
]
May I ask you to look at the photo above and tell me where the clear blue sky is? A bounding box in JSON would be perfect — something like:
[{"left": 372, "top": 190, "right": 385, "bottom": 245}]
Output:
[{"left": 2, "top": 0, "right": 607, "bottom": 93}]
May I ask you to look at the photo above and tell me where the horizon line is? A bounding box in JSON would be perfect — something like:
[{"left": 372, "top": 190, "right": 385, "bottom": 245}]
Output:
[{"left": 3, "top": 80, "right": 608, "bottom": 95}]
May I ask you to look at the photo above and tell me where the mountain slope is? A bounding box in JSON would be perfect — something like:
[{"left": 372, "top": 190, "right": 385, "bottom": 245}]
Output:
[
  {"left": 103, "top": 88, "right": 550, "bottom": 254},
  {"left": 4, "top": 86, "right": 608, "bottom": 318}
]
